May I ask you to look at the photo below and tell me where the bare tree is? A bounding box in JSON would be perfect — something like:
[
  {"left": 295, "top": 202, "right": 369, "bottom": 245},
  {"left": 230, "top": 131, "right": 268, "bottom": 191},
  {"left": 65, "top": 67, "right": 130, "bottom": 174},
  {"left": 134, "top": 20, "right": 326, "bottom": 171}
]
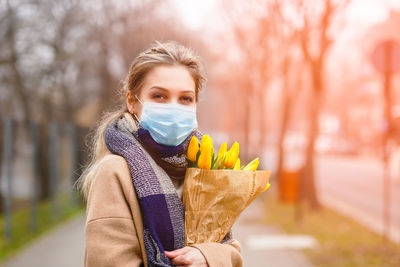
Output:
[
  {"left": 295, "top": 0, "right": 351, "bottom": 208},
  {"left": 1, "top": 0, "right": 32, "bottom": 124},
  {"left": 0, "top": 0, "right": 194, "bottom": 201},
  {"left": 219, "top": 0, "right": 280, "bottom": 160}
]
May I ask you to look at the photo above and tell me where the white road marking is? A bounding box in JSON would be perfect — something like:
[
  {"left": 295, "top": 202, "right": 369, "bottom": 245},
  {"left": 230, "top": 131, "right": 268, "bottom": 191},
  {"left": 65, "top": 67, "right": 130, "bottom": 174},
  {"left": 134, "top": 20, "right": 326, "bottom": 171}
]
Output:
[{"left": 247, "top": 235, "right": 318, "bottom": 250}]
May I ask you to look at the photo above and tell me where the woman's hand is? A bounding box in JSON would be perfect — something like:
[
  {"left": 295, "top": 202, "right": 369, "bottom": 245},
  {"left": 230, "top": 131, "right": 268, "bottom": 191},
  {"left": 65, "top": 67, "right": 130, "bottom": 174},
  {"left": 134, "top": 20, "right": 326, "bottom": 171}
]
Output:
[{"left": 165, "top": 246, "right": 208, "bottom": 267}]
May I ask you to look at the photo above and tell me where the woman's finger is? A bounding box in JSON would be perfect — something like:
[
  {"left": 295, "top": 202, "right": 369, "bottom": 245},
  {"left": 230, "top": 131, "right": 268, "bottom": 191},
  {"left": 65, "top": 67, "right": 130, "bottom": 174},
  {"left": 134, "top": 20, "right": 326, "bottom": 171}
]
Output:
[
  {"left": 170, "top": 255, "right": 191, "bottom": 266},
  {"left": 165, "top": 247, "right": 190, "bottom": 258},
  {"left": 164, "top": 250, "right": 177, "bottom": 258}
]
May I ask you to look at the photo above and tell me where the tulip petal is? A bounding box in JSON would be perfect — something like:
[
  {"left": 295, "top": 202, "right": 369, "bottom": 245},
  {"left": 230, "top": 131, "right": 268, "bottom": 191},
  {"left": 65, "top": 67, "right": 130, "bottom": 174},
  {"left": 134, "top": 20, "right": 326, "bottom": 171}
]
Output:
[
  {"left": 262, "top": 182, "right": 271, "bottom": 192},
  {"left": 187, "top": 136, "right": 199, "bottom": 163},
  {"left": 233, "top": 158, "right": 241, "bottom": 170}
]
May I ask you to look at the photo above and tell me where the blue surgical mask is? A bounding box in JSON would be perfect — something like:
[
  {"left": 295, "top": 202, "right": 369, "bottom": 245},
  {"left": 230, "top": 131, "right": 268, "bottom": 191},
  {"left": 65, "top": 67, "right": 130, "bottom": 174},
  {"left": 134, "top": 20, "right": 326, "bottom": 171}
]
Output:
[{"left": 134, "top": 96, "right": 198, "bottom": 146}]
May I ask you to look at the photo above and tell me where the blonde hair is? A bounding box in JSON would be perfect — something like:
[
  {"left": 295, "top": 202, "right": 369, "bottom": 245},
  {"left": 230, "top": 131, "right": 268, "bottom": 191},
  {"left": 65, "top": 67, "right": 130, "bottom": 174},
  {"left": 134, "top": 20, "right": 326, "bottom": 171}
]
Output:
[{"left": 78, "top": 40, "right": 206, "bottom": 198}]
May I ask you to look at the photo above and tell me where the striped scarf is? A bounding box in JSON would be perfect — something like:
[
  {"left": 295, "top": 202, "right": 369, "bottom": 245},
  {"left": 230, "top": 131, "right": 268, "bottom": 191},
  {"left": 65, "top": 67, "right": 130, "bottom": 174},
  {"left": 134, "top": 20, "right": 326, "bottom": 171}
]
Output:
[{"left": 104, "top": 113, "right": 202, "bottom": 266}]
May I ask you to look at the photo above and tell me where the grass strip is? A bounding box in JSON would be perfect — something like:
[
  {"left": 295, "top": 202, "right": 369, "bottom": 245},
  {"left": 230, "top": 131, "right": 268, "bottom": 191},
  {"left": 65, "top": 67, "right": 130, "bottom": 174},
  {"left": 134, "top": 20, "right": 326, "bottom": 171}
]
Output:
[
  {"left": 0, "top": 197, "right": 84, "bottom": 262},
  {"left": 262, "top": 192, "right": 400, "bottom": 267}
]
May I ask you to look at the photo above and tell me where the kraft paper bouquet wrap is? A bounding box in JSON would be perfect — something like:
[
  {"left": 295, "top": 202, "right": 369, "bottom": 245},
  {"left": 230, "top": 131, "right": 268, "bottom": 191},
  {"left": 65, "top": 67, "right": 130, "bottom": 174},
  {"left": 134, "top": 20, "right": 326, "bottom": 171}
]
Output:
[{"left": 183, "top": 135, "right": 271, "bottom": 245}]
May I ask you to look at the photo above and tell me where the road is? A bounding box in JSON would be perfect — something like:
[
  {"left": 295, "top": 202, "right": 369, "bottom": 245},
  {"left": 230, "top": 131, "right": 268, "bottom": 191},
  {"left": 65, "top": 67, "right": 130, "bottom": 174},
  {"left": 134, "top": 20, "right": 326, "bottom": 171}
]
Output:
[{"left": 315, "top": 154, "right": 400, "bottom": 243}]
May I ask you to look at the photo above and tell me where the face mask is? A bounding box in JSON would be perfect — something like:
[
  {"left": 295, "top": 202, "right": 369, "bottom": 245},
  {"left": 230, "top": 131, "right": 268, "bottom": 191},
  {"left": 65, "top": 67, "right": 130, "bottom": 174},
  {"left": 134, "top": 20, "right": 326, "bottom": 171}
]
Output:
[{"left": 134, "top": 96, "right": 198, "bottom": 146}]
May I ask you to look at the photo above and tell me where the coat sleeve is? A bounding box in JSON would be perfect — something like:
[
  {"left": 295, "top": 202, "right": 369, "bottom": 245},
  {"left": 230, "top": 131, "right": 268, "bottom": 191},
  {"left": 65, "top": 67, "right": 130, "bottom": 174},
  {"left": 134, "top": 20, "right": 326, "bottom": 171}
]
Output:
[
  {"left": 191, "top": 239, "right": 243, "bottom": 267},
  {"left": 84, "top": 156, "right": 145, "bottom": 267}
]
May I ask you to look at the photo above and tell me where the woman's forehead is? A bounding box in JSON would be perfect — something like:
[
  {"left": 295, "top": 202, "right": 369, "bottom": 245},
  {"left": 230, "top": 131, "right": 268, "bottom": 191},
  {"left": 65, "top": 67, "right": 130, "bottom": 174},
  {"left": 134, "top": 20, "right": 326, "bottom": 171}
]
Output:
[{"left": 143, "top": 65, "right": 196, "bottom": 93}]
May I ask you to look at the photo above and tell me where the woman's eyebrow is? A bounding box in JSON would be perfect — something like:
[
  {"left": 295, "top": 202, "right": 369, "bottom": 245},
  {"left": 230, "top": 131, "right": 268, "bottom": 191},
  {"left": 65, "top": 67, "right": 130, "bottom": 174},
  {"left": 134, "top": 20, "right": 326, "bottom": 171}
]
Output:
[
  {"left": 150, "top": 86, "right": 169, "bottom": 91},
  {"left": 182, "top": 90, "right": 195, "bottom": 95},
  {"left": 150, "top": 86, "right": 195, "bottom": 95}
]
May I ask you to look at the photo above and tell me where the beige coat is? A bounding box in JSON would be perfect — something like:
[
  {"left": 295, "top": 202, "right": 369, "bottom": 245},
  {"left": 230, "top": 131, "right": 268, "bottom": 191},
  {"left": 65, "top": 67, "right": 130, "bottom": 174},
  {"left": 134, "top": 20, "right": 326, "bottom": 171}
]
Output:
[{"left": 84, "top": 153, "right": 243, "bottom": 267}]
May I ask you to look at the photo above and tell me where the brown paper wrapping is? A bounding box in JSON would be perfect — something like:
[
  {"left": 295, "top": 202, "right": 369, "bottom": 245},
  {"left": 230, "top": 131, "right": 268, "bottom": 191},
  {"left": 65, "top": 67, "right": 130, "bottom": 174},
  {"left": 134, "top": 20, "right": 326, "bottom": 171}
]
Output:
[{"left": 183, "top": 168, "right": 271, "bottom": 246}]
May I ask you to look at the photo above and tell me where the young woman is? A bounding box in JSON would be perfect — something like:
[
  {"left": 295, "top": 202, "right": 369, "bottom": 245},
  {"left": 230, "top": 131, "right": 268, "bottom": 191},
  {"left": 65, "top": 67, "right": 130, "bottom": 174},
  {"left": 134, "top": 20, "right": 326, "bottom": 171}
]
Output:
[{"left": 80, "top": 41, "right": 243, "bottom": 267}]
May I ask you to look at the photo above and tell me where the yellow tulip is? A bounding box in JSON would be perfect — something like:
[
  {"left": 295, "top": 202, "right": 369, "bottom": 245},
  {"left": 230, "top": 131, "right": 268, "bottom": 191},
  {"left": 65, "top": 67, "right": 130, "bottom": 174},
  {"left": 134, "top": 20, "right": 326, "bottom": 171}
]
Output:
[
  {"left": 262, "top": 182, "right": 271, "bottom": 192},
  {"left": 233, "top": 158, "right": 241, "bottom": 170},
  {"left": 243, "top": 157, "right": 259, "bottom": 171},
  {"left": 217, "top": 142, "right": 227, "bottom": 160},
  {"left": 198, "top": 135, "right": 213, "bottom": 169},
  {"left": 187, "top": 136, "right": 199, "bottom": 163},
  {"left": 200, "top": 135, "right": 214, "bottom": 154},
  {"left": 198, "top": 147, "right": 212, "bottom": 170},
  {"left": 215, "top": 142, "right": 227, "bottom": 168},
  {"left": 224, "top": 142, "right": 239, "bottom": 169}
]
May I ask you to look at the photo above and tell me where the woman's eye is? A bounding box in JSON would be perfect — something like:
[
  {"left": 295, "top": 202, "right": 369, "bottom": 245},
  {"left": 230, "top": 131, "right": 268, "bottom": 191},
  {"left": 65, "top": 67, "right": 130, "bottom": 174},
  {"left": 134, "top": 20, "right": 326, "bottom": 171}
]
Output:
[
  {"left": 181, "top": 96, "right": 194, "bottom": 103},
  {"left": 152, "top": 94, "right": 166, "bottom": 100}
]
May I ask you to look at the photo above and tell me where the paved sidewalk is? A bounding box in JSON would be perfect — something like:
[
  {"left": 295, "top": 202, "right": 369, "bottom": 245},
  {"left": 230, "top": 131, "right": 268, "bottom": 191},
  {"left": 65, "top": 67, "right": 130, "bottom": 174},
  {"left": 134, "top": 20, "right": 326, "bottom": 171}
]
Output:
[
  {"left": 1, "top": 214, "right": 86, "bottom": 267},
  {"left": 233, "top": 199, "right": 314, "bottom": 267},
  {"left": 1, "top": 200, "right": 314, "bottom": 267}
]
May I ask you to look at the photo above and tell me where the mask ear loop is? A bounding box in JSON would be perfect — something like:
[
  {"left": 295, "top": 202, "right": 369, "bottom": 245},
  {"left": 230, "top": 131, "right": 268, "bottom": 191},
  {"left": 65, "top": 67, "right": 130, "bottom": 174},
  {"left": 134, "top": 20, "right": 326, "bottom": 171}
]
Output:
[
  {"left": 135, "top": 95, "right": 143, "bottom": 105},
  {"left": 133, "top": 95, "right": 143, "bottom": 122}
]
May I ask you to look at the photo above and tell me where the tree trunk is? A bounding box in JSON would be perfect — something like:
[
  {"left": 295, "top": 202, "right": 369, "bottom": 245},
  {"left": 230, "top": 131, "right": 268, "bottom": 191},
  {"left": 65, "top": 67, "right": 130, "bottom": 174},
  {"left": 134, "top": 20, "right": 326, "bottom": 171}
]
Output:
[
  {"left": 60, "top": 82, "right": 74, "bottom": 122},
  {"left": 300, "top": 67, "right": 322, "bottom": 209},
  {"left": 38, "top": 122, "right": 50, "bottom": 200},
  {"left": 276, "top": 58, "right": 291, "bottom": 184},
  {"left": 258, "top": 89, "right": 267, "bottom": 155},
  {"left": 243, "top": 79, "right": 253, "bottom": 161},
  {"left": 0, "top": 119, "right": 3, "bottom": 212},
  {"left": 6, "top": 5, "right": 31, "bottom": 124},
  {"left": 98, "top": 39, "right": 117, "bottom": 113},
  {"left": 37, "top": 95, "right": 54, "bottom": 200}
]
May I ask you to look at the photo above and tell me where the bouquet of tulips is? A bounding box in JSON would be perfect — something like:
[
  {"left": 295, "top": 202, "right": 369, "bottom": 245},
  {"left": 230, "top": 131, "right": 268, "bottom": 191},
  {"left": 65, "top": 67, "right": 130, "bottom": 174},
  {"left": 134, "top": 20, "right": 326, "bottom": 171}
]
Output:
[{"left": 183, "top": 135, "right": 271, "bottom": 246}]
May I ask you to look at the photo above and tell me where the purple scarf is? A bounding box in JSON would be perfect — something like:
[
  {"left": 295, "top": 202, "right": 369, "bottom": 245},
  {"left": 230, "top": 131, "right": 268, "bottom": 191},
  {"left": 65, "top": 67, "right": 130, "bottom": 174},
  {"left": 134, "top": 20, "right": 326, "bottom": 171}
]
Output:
[{"left": 104, "top": 114, "right": 202, "bottom": 266}]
